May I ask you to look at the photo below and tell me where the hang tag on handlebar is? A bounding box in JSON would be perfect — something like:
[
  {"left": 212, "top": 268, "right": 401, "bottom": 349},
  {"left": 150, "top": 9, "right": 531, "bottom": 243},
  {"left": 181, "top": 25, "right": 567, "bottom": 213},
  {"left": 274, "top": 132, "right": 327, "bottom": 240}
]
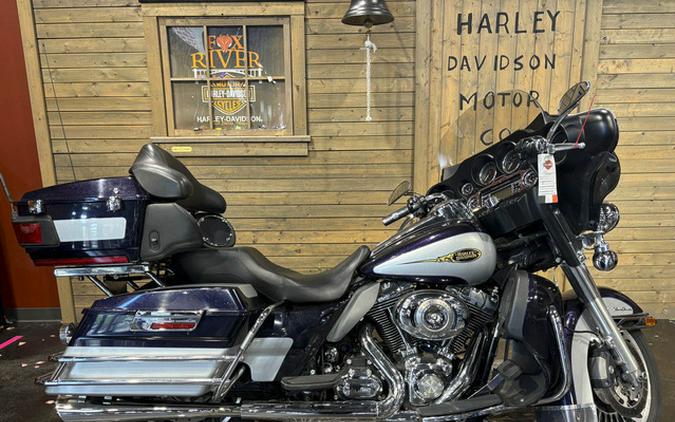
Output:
[{"left": 537, "top": 153, "right": 558, "bottom": 204}]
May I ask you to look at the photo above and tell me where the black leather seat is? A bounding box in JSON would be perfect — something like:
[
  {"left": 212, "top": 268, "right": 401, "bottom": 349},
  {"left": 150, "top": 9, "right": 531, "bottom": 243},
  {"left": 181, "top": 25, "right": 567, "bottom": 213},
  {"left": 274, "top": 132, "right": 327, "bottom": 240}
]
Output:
[
  {"left": 130, "top": 144, "right": 226, "bottom": 214},
  {"left": 172, "top": 246, "right": 371, "bottom": 303}
]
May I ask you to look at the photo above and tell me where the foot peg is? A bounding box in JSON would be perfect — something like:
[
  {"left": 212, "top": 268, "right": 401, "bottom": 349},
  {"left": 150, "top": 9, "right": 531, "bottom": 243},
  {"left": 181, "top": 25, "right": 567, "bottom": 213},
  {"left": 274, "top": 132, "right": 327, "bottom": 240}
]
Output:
[{"left": 281, "top": 373, "right": 341, "bottom": 391}]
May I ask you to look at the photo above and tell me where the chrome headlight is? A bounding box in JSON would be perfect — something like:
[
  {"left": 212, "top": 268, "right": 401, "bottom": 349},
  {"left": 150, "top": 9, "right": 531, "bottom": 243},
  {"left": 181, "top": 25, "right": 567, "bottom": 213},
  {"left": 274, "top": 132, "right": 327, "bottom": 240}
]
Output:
[{"left": 597, "top": 203, "right": 620, "bottom": 233}]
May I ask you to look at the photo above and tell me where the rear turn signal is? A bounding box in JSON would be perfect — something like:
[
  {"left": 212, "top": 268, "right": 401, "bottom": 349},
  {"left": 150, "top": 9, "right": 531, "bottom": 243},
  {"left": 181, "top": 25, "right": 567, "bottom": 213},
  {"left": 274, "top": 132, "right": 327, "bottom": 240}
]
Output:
[{"left": 13, "top": 222, "right": 43, "bottom": 245}]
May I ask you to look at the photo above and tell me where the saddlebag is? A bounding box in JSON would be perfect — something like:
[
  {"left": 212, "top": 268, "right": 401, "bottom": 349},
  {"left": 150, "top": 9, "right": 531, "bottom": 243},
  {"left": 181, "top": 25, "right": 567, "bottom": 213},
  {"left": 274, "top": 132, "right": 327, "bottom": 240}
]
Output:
[
  {"left": 12, "top": 177, "right": 149, "bottom": 265},
  {"left": 45, "top": 285, "right": 275, "bottom": 397}
]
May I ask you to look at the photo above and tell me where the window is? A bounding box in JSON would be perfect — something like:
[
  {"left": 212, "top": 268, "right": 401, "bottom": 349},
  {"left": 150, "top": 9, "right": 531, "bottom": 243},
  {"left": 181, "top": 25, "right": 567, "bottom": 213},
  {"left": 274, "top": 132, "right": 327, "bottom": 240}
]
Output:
[{"left": 160, "top": 18, "right": 292, "bottom": 136}]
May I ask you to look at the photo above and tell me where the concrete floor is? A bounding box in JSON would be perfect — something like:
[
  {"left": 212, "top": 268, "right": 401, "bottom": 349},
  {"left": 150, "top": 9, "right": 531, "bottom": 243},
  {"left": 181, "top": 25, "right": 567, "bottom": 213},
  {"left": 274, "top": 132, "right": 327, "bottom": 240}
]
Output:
[{"left": 0, "top": 321, "right": 673, "bottom": 421}]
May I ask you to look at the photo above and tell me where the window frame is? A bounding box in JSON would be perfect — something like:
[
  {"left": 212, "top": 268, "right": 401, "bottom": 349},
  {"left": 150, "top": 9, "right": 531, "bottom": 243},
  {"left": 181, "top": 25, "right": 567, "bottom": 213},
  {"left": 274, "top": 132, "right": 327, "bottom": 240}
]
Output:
[
  {"left": 142, "top": 2, "right": 307, "bottom": 144},
  {"left": 159, "top": 16, "right": 293, "bottom": 136}
]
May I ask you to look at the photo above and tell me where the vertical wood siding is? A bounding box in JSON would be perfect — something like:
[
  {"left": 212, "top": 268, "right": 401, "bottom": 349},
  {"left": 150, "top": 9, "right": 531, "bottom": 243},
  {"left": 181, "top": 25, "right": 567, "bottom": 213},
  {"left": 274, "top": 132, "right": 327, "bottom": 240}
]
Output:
[
  {"left": 593, "top": 0, "right": 675, "bottom": 318},
  {"left": 414, "top": 0, "right": 674, "bottom": 318},
  {"left": 32, "top": 0, "right": 415, "bottom": 314}
]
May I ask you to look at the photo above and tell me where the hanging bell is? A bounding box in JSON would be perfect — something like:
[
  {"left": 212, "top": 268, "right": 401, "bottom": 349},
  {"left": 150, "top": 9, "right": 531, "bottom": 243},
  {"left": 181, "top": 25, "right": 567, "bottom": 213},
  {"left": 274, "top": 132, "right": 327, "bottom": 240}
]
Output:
[{"left": 341, "top": 0, "right": 394, "bottom": 27}]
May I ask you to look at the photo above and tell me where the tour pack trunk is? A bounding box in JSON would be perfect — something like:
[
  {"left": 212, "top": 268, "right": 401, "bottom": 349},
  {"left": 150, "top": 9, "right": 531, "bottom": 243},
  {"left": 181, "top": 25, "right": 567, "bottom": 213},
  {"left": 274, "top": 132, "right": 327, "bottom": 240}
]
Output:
[{"left": 12, "top": 176, "right": 149, "bottom": 265}]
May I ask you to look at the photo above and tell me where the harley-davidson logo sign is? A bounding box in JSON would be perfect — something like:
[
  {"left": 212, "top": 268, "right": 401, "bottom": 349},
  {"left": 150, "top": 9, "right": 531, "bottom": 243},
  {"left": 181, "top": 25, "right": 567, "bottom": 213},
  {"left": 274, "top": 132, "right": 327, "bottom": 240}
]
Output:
[
  {"left": 408, "top": 248, "right": 483, "bottom": 264},
  {"left": 543, "top": 159, "right": 554, "bottom": 170},
  {"left": 191, "top": 33, "right": 263, "bottom": 79},
  {"left": 201, "top": 81, "right": 256, "bottom": 116}
]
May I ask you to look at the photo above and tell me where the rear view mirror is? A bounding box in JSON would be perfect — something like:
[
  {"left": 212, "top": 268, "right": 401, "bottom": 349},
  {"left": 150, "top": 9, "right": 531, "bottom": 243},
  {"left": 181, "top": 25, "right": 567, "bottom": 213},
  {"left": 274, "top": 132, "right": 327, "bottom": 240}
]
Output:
[
  {"left": 558, "top": 81, "right": 591, "bottom": 114},
  {"left": 388, "top": 180, "right": 412, "bottom": 205}
]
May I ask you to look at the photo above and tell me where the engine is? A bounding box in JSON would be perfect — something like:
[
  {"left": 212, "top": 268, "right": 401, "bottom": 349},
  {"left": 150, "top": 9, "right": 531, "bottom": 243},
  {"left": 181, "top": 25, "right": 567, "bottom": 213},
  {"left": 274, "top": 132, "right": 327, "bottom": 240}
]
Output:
[
  {"left": 366, "top": 282, "right": 498, "bottom": 406},
  {"left": 397, "top": 290, "right": 469, "bottom": 340}
]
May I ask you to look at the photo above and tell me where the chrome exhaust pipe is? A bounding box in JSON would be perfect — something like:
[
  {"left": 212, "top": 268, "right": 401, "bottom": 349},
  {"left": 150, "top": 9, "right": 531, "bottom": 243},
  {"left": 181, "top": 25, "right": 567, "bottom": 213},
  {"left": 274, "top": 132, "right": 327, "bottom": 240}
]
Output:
[
  {"left": 55, "top": 399, "right": 238, "bottom": 422},
  {"left": 55, "top": 324, "right": 405, "bottom": 422},
  {"left": 241, "top": 323, "right": 405, "bottom": 420}
]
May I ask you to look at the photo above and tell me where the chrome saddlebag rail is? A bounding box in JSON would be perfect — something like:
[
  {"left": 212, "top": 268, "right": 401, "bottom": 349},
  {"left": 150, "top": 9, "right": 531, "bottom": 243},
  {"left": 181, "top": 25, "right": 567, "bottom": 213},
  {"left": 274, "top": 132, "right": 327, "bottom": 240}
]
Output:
[{"left": 46, "top": 347, "right": 236, "bottom": 397}]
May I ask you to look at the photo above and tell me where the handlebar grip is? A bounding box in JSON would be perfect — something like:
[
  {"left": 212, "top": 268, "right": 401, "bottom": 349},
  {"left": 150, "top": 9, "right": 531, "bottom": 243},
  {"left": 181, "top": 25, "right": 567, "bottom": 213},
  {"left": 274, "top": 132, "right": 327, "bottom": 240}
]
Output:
[{"left": 382, "top": 205, "right": 411, "bottom": 226}]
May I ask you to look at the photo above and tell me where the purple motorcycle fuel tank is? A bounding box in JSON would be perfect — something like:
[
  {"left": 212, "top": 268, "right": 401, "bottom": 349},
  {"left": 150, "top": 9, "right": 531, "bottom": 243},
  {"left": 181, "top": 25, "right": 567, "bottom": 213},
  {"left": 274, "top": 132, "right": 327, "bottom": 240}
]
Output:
[{"left": 359, "top": 220, "right": 497, "bottom": 285}]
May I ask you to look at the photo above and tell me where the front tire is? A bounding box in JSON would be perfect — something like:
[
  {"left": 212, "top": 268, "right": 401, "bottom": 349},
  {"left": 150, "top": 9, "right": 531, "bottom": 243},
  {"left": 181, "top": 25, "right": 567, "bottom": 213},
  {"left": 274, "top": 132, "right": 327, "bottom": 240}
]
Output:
[{"left": 594, "top": 330, "right": 660, "bottom": 422}]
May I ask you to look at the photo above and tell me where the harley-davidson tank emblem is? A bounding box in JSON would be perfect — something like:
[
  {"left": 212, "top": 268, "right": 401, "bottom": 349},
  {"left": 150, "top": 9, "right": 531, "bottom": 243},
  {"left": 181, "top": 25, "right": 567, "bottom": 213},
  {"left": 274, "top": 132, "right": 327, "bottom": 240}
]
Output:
[{"left": 409, "top": 248, "right": 482, "bottom": 264}]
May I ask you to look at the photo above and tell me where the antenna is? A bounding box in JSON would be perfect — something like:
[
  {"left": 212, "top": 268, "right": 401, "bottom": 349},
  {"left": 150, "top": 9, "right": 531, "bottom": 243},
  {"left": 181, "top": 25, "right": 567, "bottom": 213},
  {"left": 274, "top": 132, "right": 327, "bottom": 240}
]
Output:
[
  {"left": 0, "top": 173, "right": 15, "bottom": 204},
  {"left": 41, "top": 39, "right": 76, "bottom": 181}
]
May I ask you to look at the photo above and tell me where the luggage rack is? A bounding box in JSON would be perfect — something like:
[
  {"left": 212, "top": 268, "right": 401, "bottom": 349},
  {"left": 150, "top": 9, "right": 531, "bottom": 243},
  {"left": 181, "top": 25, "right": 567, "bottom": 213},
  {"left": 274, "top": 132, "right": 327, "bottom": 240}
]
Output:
[{"left": 54, "top": 264, "right": 166, "bottom": 297}]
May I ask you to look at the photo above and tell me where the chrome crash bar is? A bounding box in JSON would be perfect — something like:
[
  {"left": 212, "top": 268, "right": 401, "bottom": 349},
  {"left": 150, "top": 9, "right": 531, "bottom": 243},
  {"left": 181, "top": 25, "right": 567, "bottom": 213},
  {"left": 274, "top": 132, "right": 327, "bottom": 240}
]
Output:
[{"left": 421, "top": 306, "right": 571, "bottom": 422}]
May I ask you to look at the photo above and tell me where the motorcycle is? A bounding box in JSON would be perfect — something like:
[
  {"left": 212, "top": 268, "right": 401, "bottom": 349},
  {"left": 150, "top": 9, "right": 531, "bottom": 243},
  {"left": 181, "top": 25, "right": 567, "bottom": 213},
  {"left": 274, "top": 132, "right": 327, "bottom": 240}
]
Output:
[{"left": 9, "top": 81, "right": 660, "bottom": 421}]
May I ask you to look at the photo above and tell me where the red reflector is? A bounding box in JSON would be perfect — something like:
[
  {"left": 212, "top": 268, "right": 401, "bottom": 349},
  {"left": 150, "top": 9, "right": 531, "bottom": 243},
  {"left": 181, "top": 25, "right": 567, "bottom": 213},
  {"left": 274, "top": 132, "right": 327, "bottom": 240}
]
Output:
[
  {"left": 33, "top": 256, "right": 129, "bottom": 266},
  {"left": 149, "top": 322, "right": 197, "bottom": 331},
  {"left": 13, "top": 222, "right": 43, "bottom": 245}
]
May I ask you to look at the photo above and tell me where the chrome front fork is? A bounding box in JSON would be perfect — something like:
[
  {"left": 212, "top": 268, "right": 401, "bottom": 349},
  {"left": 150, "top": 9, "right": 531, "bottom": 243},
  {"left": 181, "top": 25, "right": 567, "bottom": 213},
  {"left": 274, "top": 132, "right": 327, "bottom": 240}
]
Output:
[{"left": 562, "top": 263, "right": 642, "bottom": 387}]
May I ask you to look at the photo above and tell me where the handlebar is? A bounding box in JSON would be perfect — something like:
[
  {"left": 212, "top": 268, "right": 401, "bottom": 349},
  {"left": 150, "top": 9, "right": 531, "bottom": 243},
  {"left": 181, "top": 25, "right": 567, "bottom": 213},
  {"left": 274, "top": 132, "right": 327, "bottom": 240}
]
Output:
[
  {"left": 517, "top": 136, "right": 586, "bottom": 157},
  {"left": 382, "top": 205, "right": 411, "bottom": 226}
]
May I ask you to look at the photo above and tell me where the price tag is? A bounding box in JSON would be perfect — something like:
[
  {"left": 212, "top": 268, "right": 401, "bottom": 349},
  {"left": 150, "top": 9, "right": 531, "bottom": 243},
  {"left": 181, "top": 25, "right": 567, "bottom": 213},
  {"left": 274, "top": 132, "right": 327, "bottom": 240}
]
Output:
[{"left": 537, "top": 153, "right": 558, "bottom": 204}]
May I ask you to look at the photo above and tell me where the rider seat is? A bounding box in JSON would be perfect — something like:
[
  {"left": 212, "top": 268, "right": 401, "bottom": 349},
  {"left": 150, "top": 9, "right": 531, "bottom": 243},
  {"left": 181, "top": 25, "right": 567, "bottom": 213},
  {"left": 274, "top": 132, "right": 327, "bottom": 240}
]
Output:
[{"left": 172, "top": 246, "right": 371, "bottom": 303}]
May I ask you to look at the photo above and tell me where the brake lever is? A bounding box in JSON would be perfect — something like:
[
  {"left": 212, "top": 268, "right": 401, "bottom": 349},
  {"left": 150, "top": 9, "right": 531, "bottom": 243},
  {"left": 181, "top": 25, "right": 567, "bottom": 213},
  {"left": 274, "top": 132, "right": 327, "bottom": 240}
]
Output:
[
  {"left": 517, "top": 137, "right": 586, "bottom": 157},
  {"left": 550, "top": 142, "right": 585, "bottom": 153}
]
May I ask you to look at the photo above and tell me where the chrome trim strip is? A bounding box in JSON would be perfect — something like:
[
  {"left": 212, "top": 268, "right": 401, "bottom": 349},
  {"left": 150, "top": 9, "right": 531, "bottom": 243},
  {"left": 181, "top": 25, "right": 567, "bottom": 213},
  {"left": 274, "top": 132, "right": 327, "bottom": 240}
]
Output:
[
  {"left": 45, "top": 378, "right": 222, "bottom": 386},
  {"left": 130, "top": 310, "right": 203, "bottom": 332},
  {"left": 57, "top": 355, "right": 234, "bottom": 363},
  {"left": 54, "top": 264, "right": 150, "bottom": 277}
]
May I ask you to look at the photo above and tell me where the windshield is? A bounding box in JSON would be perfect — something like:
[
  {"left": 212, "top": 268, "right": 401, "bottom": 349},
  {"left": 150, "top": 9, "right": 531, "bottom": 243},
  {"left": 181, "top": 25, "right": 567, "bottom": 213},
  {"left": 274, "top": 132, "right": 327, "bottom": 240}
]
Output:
[{"left": 438, "top": 90, "right": 544, "bottom": 170}]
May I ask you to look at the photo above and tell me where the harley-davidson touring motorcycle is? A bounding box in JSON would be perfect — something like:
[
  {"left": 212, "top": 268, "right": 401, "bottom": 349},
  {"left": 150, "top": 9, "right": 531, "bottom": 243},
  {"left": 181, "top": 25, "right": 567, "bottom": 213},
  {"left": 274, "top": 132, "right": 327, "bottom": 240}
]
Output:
[{"left": 5, "top": 81, "right": 659, "bottom": 421}]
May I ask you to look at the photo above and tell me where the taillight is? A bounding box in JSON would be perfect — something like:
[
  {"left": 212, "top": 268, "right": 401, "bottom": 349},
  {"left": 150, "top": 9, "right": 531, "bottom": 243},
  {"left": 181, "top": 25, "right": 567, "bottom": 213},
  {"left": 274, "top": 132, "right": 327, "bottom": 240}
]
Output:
[{"left": 13, "top": 222, "right": 43, "bottom": 245}]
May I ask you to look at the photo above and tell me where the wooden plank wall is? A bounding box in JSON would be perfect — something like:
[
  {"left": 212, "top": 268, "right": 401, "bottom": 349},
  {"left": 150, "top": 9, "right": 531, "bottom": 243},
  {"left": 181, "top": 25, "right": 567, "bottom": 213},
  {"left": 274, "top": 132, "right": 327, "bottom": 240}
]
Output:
[
  {"left": 593, "top": 0, "right": 675, "bottom": 318},
  {"left": 415, "top": 0, "right": 675, "bottom": 318},
  {"left": 31, "top": 0, "right": 415, "bottom": 314}
]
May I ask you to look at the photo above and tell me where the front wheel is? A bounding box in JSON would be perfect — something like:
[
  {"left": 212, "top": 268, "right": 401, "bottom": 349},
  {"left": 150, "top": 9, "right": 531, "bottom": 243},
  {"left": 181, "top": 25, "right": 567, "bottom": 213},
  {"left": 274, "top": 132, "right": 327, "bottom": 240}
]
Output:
[{"left": 593, "top": 330, "right": 660, "bottom": 422}]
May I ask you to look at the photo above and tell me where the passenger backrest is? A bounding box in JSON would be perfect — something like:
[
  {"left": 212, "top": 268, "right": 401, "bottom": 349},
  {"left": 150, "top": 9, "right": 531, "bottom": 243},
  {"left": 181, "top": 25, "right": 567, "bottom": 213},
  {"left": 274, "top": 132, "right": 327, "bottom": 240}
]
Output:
[{"left": 130, "top": 144, "right": 226, "bottom": 214}]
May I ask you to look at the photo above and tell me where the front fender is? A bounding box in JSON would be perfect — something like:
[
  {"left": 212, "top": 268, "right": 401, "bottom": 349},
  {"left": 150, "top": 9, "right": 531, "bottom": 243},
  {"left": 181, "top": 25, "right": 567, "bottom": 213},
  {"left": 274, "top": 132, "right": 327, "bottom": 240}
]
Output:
[
  {"left": 562, "top": 286, "right": 644, "bottom": 321},
  {"left": 559, "top": 287, "right": 649, "bottom": 409}
]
